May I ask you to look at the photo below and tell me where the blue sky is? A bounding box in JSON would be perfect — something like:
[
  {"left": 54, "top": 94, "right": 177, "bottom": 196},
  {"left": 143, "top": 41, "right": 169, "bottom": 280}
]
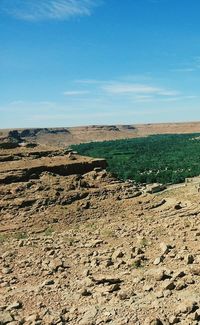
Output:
[{"left": 1, "top": 0, "right": 200, "bottom": 128}]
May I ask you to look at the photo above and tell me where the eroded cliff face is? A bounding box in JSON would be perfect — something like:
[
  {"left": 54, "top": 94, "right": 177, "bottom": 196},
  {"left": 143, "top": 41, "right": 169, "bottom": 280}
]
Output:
[
  {"left": 0, "top": 144, "right": 140, "bottom": 233},
  {"left": 0, "top": 137, "right": 20, "bottom": 149},
  {"left": 0, "top": 156, "right": 107, "bottom": 185},
  {"left": 1, "top": 142, "right": 200, "bottom": 325}
]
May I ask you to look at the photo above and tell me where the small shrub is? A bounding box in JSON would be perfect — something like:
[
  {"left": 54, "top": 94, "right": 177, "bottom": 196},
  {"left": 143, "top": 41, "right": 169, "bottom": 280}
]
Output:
[
  {"left": 85, "top": 222, "right": 97, "bottom": 230},
  {"left": 15, "top": 232, "right": 28, "bottom": 240},
  {"left": 44, "top": 227, "right": 54, "bottom": 236},
  {"left": 132, "top": 259, "right": 142, "bottom": 269},
  {"left": 101, "top": 228, "right": 115, "bottom": 238},
  {"left": 0, "top": 233, "right": 9, "bottom": 243},
  {"left": 140, "top": 237, "right": 148, "bottom": 247}
]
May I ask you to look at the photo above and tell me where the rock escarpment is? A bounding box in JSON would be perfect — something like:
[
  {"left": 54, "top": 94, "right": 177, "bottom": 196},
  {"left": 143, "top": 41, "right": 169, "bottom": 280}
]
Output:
[{"left": 0, "top": 147, "right": 107, "bottom": 184}]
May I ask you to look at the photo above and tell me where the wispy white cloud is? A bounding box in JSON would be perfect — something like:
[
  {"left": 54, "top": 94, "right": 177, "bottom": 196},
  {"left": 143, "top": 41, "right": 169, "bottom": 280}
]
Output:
[
  {"left": 101, "top": 82, "right": 180, "bottom": 97},
  {"left": 102, "top": 83, "right": 160, "bottom": 94},
  {"left": 1, "top": 0, "right": 101, "bottom": 21},
  {"left": 73, "top": 78, "right": 198, "bottom": 104},
  {"left": 75, "top": 79, "right": 105, "bottom": 85},
  {"left": 134, "top": 94, "right": 198, "bottom": 103},
  {"left": 63, "top": 90, "right": 90, "bottom": 96},
  {"left": 0, "top": 100, "right": 58, "bottom": 113},
  {"left": 158, "top": 90, "right": 180, "bottom": 96},
  {"left": 194, "top": 56, "right": 200, "bottom": 68},
  {"left": 9, "top": 100, "right": 56, "bottom": 106},
  {"left": 171, "top": 56, "right": 200, "bottom": 73},
  {"left": 171, "top": 68, "right": 195, "bottom": 73},
  {"left": 31, "top": 111, "right": 118, "bottom": 122},
  {"left": 134, "top": 95, "right": 154, "bottom": 103},
  {"left": 1, "top": 90, "right": 199, "bottom": 128},
  {"left": 155, "top": 95, "right": 198, "bottom": 102},
  {"left": 75, "top": 78, "right": 181, "bottom": 98}
]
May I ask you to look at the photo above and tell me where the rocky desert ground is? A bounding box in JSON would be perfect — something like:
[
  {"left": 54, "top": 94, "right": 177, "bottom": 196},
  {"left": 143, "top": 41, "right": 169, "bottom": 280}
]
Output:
[{"left": 0, "top": 132, "right": 200, "bottom": 325}]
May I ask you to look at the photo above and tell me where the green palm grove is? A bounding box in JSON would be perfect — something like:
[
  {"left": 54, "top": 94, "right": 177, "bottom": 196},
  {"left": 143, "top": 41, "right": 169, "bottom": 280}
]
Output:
[{"left": 72, "top": 134, "right": 200, "bottom": 185}]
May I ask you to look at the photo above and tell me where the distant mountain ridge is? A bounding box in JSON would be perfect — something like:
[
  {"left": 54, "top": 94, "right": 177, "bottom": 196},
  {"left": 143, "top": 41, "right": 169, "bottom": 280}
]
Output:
[{"left": 1, "top": 122, "right": 200, "bottom": 147}]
